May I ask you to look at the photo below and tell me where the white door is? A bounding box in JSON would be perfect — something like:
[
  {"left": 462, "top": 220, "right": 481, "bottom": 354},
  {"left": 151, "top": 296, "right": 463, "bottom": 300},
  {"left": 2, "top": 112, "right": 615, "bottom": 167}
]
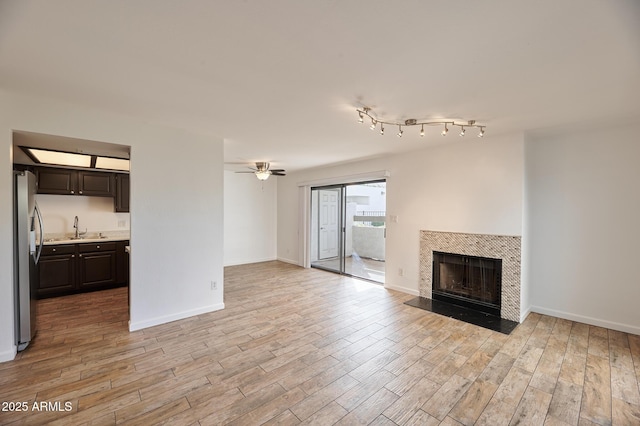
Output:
[{"left": 318, "top": 189, "right": 340, "bottom": 259}]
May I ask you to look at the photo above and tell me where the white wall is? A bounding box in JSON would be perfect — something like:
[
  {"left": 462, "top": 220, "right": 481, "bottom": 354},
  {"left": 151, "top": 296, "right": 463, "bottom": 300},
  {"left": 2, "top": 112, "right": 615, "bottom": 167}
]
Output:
[
  {"left": 277, "top": 133, "right": 525, "bottom": 296},
  {"left": 223, "top": 171, "right": 277, "bottom": 266},
  {"left": 0, "top": 90, "right": 225, "bottom": 362},
  {"left": 525, "top": 123, "right": 640, "bottom": 334},
  {"left": 36, "top": 194, "right": 129, "bottom": 235}
]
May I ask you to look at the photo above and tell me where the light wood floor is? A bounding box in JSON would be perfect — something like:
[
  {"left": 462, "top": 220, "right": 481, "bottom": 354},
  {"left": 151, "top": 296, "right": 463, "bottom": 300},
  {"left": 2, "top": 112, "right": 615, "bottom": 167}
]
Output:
[{"left": 1, "top": 261, "right": 639, "bottom": 425}]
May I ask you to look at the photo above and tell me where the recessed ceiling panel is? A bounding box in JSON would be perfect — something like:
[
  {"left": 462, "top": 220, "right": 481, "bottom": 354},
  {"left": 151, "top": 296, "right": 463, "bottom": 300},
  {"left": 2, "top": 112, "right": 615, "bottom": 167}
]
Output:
[
  {"left": 27, "top": 148, "right": 92, "bottom": 168},
  {"left": 95, "top": 157, "right": 130, "bottom": 171}
]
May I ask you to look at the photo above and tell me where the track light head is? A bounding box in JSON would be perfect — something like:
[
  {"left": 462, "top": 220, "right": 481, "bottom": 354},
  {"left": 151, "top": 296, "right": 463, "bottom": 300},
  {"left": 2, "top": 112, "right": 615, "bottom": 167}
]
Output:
[
  {"left": 370, "top": 118, "right": 377, "bottom": 130},
  {"left": 441, "top": 124, "right": 449, "bottom": 136},
  {"left": 460, "top": 127, "right": 465, "bottom": 137},
  {"left": 380, "top": 123, "right": 385, "bottom": 135},
  {"left": 420, "top": 125, "right": 425, "bottom": 137},
  {"left": 358, "top": 111, "right": 364, "bottom": 123},
  {"left": 397, "top": 126, "right": 403, "bottom": 138},
  {"left": 478, "top": 127, "right": 485, "bottom": 138}
]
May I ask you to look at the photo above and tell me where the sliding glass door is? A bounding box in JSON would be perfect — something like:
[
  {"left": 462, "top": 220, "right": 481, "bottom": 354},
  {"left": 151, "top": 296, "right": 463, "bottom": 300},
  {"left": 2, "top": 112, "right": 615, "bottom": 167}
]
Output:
[
  {"left": 310, "top": 180, "right": 386, "bottom": 283},
  {"left": 311, "top": 186, "right": 344, "bottom": 274}
]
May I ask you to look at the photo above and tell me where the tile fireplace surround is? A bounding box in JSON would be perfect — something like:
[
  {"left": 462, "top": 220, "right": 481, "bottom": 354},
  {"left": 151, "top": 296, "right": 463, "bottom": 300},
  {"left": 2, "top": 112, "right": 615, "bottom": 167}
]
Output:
[{"left": 419, "top": 230, "right": 522, "bottom": 322}]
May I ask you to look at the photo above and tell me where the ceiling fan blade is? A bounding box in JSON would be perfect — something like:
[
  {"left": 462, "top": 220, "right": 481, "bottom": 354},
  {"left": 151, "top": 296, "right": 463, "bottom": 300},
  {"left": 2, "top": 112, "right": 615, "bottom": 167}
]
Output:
[
  {"left": 271, "top": 172, "right": 286, "bottom": 176},
  {"left": 269, "top": 169, "right": 285, "bottom": 173},
  {"left": 235, "top": 171, "right": 257, "bottom": 173}
]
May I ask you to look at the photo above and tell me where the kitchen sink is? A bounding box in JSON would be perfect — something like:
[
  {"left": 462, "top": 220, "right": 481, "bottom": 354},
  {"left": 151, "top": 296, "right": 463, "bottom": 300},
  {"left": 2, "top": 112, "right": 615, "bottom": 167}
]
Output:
[{"left": 44, "top": 235, "right": 117, "bottom": 243}]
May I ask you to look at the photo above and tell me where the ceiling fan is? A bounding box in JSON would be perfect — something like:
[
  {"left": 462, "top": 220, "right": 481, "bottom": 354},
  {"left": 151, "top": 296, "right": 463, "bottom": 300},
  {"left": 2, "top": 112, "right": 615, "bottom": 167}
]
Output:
[{"left": 236, "top": 162, "right": 286, "bottom": 180}]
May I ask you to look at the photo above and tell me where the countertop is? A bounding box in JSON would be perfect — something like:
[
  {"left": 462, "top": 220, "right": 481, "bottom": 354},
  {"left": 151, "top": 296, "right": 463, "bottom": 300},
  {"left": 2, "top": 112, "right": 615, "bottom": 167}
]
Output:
[{"left": 43, "top": 235, "right": 130, "bottom": 246}]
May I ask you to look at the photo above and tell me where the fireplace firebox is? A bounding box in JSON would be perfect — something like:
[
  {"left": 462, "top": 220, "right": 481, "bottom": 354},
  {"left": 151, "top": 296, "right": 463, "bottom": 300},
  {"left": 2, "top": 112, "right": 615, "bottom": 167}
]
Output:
[{"left": 432, "top": 251, "right": 502, "bottom": 316}]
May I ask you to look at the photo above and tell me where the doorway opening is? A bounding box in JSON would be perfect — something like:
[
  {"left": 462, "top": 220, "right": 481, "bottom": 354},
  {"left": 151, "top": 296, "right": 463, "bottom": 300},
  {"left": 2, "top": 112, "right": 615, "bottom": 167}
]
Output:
[
  {"left": 310, "top": 180, "right": 386, "bottom": 284},
  {"left": 11, "top": 131, "right": 131, "bottom": 336}
]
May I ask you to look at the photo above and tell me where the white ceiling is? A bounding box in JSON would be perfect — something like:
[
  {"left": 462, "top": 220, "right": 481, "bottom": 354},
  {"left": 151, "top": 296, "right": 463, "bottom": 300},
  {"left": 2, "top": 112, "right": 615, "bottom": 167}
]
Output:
[{"left": 1, "top": 0, "right": 639, "bottom": 172}]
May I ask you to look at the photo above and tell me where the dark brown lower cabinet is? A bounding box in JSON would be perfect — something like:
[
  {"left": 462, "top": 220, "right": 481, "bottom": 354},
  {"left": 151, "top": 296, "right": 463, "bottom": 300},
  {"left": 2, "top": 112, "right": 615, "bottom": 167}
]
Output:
[
  {"left": 116, "top": 241, "right": 129, "bottom": 285},
  {"left": 37, "top": 240, "right": 129, "bottom": 298},
  {"left": 78, "top": 243, "right": 117, "bottom": 289},
  {"left": 37, "top": 245, "right": 76, "bottom": 298}
]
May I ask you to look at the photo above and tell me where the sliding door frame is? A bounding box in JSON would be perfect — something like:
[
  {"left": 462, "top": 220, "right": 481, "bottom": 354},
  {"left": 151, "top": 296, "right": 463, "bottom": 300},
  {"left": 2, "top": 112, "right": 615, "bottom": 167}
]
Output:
[
  {"left": 308, "top": 178, "right": 387, "bottom": 283},
  {"left": 297, "top": 170, "right": 390, "bottom": 270}
]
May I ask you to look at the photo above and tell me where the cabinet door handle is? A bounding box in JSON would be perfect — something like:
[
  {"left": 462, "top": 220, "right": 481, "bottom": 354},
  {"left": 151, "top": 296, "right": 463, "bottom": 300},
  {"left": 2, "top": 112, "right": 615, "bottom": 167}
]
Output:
[
  {"left": 79, "top": 254, "right": 83, "bottom": 257},
  {"left": 79, "top": 191, "right": 83, "bottom": 194},
  {"left": 96, "top": 245, "right": 100, "bottom": 249},
  {"left": 71, "top": 255, "right": 75, "bottom": 258},
  {"left": 70, "top": 190, "right": 75, "bottom": 194},
  {"left": 52, "top": 248, "right": 56, "bottom": 252}
]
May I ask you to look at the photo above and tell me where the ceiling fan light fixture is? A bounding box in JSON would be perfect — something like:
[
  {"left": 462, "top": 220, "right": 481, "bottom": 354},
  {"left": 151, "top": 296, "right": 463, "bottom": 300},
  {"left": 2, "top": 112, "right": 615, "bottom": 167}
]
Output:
[
  {"left": 255, "top": 170, "right": 271, "bottom": 180},
  {"left": 234, "top": 161, "right": 286, "bottom": 180}
]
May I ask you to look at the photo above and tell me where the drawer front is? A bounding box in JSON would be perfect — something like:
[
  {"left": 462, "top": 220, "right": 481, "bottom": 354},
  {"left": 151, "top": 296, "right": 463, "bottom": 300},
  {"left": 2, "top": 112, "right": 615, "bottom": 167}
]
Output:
[
  {"left": 78, "top": 242, "right": 116, "bottom": 253},
  {"left": 41, "top": 244, "right": 76, "bottom": 256}
]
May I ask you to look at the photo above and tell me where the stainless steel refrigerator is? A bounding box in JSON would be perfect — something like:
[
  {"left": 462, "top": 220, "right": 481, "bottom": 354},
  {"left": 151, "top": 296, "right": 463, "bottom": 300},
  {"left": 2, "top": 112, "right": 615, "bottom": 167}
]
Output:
[{"left": 13, "top": 170, "right": 43, "bottom": 351}]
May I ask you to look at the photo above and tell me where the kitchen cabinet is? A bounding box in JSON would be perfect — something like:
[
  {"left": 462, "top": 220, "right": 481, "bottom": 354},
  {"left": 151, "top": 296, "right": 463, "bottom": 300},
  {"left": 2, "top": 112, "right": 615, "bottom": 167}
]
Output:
[
  {"left": 36, "top": 167, "right": 115, "bottom": 197},
  {"left": 37, "top": 240, "right": 129, "bottom": 298},
  {"left": 37, "top": 245, "right": 76, "bottom": 298},
  {"left": 116, "top": 240, "right": 129, "bottom": 285},
  {"left": 36, "top": 168, "right": 77, "bottom": 195},
  {"left": 77, "top": 171, "right": 115, "bottom": 197},
  {"left": 78, "top": 242, "right": 117, "bottom": 289},
  {"left": 115, "top": 173, "right": 130, "bottom": 212}
]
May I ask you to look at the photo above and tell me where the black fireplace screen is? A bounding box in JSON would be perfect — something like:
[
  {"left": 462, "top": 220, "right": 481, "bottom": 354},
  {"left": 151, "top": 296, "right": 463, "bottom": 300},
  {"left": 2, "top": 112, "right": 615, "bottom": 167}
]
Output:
[{"left": 432, "top": 251, "right": 502, "bottom": 315}]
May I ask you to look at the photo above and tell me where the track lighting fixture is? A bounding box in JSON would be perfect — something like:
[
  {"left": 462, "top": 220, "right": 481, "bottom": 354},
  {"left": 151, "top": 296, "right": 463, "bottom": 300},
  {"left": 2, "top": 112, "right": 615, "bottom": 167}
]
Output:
[{"left": 355, "top": 107, "right": 485, "bottom": 139}]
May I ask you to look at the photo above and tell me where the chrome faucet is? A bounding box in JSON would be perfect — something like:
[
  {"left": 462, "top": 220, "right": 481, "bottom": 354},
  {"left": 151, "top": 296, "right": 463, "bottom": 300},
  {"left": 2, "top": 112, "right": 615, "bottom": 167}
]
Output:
[
  {"left": 73, "top": 216, "right": 87, "bottom": 239},
  {"left": 73, "top": 216, "right": 79, "bottom": 239}
]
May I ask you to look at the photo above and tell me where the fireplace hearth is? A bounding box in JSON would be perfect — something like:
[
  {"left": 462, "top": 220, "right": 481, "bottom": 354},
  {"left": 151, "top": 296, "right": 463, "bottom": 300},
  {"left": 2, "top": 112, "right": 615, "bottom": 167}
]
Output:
[{"left": 432, "top": 251, "right": 502, "bottom": 317}]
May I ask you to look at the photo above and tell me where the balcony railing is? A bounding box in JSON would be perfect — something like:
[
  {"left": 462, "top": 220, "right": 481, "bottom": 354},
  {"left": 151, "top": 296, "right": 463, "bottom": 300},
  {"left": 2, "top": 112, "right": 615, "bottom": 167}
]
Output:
[{"left": 353, "top": 210, "right": 386, "bottom": 227}]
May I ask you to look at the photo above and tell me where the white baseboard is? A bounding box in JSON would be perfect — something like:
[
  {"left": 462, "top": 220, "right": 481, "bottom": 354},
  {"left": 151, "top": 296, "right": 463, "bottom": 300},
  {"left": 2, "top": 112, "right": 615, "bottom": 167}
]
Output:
[
  {"left": 0, "top": 346, "right": 17, "bottom": 363},
  {"left": 224, "top": 257, "right": 277, "bottom": 267},
  {"left": 384, "top": 283, "right": 419, "bottom": 296},
  {"left": 520, "top": 306, "right": 532, "bottom": 323},
  {"left": 129, "top": 303, "right": 225, "bottom": 332},
  {"left": 530, "top": 305, "right": 640, "bottom": 335},
  {"left": 276, "top": 257, "right": 300, "bottom": 266}
]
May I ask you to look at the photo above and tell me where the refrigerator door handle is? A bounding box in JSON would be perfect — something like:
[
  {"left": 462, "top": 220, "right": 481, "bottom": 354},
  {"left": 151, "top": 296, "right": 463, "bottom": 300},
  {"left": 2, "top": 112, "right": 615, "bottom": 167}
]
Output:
[{"left": 34, "top": 201, "right": 44, "bottom": 264}]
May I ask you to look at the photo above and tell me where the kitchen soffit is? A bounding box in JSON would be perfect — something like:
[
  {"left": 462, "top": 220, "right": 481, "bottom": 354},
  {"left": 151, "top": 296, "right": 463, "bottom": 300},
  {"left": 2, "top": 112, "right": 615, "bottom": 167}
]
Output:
[
  {"left": 21, "top": 146, "right": 130, "bottom": 172},
  {"left": 13, "top": 130, "right": 131, "bottom": 172}
]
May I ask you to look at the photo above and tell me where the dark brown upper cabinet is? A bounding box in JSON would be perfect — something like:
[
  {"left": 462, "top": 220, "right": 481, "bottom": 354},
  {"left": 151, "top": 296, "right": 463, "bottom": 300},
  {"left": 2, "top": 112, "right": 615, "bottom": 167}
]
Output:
[
  {"left": 77, "top": 171, "right": 115, "bottom": 197},
  {"left": 36, "top": 167, "right": 77, "bottom": 195},
  {"left": 115, "top": 173, "right": 130, "bottom": 212},
  {"left": 36, "top": 167, "right": 115, "bottom": 197}
]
